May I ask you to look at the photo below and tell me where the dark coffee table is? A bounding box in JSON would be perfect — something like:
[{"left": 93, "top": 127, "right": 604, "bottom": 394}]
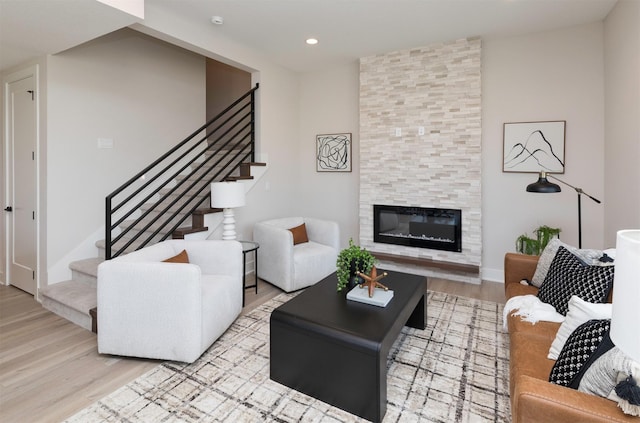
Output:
[{"left": 270, "top": 270, "right": 427, "bottom": 422}]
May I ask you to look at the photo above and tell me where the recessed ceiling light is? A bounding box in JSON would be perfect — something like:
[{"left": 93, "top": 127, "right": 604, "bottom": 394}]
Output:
[
  {"left": 211, "top": 16, "right": 224, "bottom": 25},
  {"left": 306, "top": 38, "right": 318, "bottom": 45}
]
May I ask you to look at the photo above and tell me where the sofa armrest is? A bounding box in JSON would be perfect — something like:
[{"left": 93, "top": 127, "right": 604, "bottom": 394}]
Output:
[
  {"left": 253, "top": 221, "right": 295, "bottom": 284},
  {"left": 513, "top": 375, "right": 635, "bottom": 423},
  {"left": 305, "top": 217, "right": 340, "bottom": 251},
  {"left": 504, "top": 253, "right": 539, "bottom": 293},
  {"left": 97, "top": 261, "right": 204, "bottom": 359}
]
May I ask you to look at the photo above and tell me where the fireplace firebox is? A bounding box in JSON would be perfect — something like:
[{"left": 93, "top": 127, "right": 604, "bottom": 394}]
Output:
[{"left": 373, "top": 204, "right": 462, "bottom": 252}]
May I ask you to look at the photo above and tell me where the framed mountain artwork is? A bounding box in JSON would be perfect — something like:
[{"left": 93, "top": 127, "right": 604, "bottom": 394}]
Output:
[{"left": 503, "top": 121, "right": 566, "bottom": 173}]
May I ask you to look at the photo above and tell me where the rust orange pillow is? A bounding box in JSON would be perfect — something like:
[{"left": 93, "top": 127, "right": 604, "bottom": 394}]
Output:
[
  {"left": 288, "top": 223, "right": 309, "bottom": 245},
  {"left": 162, "top": 249, "right": 190, "bottom": 263}
]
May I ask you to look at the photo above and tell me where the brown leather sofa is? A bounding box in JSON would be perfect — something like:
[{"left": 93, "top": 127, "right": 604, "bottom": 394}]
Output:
[{"left": 504, "top": 252, "right": 635, "bottom": 423}]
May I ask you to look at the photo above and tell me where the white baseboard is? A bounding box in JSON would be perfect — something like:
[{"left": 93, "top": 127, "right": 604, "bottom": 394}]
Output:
[
  {"left": 481, "top": 267, "right": 504, "bottom": 284},
  {"left": 48, "top": 227, "right": 103, "bottom": 285}
]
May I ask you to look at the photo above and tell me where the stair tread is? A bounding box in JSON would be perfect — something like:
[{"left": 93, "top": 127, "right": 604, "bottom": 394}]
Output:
[
  {"left": 192, "top": 207, "right": 223, "bottom": 215},
  {"left": 41, "top": 280, "right": 97, "bottom": 313},
  {"left": 173, "top": 226, "right": 209, "bottom": 238},
  {"left": 225, "top": 176, "right": 253, "bottom": 181},
  {"left": 69, "top": 257, "right": 104, "bottom": 277}
]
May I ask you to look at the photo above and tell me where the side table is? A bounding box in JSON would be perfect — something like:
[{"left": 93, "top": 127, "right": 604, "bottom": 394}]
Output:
[
  {"left": 239, "top": 241, "right": 259, "bottom": 306},
  {"left": 90, "top": 307, "right": 98, "bottom": 334}
]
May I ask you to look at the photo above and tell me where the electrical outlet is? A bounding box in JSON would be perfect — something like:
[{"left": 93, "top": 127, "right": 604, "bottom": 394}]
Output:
[
  {"left": 418, "top": 126, "right": 425, "bottom": 136},
  {"left": 395, "top": 127, "right": 402, "bottom": 137}
]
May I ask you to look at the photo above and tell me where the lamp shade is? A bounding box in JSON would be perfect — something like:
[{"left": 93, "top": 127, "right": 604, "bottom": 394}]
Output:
[
  {"left": 526, "top": 171, "right": 561, "bottom": 193},
  {"left": 610, "top": 229, "right": 640, "bottom": 364},
  {"left": 211, "top": 182, "right": 245, "bottom": 209}
]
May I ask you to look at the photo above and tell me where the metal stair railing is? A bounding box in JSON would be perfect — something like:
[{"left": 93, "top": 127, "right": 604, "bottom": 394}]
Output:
[{"left": 105, "top": 84, "right": 259, "bottom": 259}]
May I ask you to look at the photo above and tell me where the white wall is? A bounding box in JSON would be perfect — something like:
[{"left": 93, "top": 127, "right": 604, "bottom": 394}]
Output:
[
  {"left": 300, "top": 24, "right": 610, "bottom": 281},
  {"left": 133, "top": 3, "right": 302, "bottom": 243},
  {"left": 481, "top": 23, "right": 607, "bottom": 281},
  {"left": 45, "top": 29, "right": 205, "bottom": 271},
  {"left": 5, "top": 5, "right": 631, "bottom": 288},
  {"left": 604, "top": 0, "right": 640, "bottom": 245},
  {"left": 294, "top": 23, "right": 612, "bottom": 281},
  {"left": 297, "top": 63, "right": 361, "bottom": 248}
]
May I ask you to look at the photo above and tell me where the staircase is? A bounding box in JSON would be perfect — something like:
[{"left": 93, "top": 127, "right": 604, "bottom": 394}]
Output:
[
  {"left": 39, "top": 163, "right": 266, "bottom": 331},
  {"left": 40, "top": 85, "right": 264, "bottom": 331}
]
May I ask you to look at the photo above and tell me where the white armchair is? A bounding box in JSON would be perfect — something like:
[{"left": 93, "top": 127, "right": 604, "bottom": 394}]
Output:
[
  {"left": 97, "top": 240, "right": 242, "bottom": 363},
  {"left": 253, "top": 217, "right": 340, "bottom": 292}
]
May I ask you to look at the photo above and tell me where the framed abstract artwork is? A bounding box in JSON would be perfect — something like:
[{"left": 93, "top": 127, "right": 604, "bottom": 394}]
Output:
[
  {"left": 503, "top": 121, "right": 566, "bottom": 173},
  {"left": 316, "top": 133, "right": 352, "bottom": 172}
]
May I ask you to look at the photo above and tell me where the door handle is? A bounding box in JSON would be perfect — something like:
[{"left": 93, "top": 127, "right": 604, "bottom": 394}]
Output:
[{"left": 4, "top": 206, "right": 12, "bottom": 212}]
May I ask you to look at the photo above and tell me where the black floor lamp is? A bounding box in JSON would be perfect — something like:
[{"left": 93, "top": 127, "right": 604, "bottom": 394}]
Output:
[{"left": 526, "top": 171, "right": 601, "bottom": 248}]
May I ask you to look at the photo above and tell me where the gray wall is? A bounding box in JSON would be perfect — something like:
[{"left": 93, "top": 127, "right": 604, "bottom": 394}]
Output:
[
  {"left": 45, "top": 29, "right": 206, "bottom": 281},
  {"left": 604, "top": 0, "right": 640, "bottom": 245},
  {"left": 3, "top": 3, "right": 637, "bottom": 287},
  {"left": 482, "top": 22, "right": 607, "bottom": 280}
]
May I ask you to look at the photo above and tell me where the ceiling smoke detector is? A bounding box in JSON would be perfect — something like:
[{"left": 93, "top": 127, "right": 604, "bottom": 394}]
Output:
[{"left": 211, "top": 16, "right": 224, "bottom": 25}]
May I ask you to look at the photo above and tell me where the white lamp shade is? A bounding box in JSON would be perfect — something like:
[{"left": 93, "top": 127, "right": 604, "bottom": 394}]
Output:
[
  {"left": 211, "top": 182, "right": 246, "bottom": 209},
  {"left": 610, "top": 229, "right": 640, "bottom": 363}
]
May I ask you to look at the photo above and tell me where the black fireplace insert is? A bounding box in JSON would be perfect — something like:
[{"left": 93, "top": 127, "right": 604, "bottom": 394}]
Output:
[{"left": 373, "top": 204, "right": 462, "bottom": 252}]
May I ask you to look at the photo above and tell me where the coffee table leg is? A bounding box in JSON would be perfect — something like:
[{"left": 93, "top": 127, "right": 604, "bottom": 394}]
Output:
[{"left": 406, "top": 292, "right": 426, "bottom": 329}]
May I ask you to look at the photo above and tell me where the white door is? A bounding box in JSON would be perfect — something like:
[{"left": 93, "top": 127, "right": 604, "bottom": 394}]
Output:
[{"left": 5, "top": 74, "right": 37, "bottom": 295}]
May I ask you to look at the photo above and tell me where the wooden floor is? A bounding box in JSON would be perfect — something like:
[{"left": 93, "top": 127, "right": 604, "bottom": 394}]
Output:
[{"left": 0, "top": 275, "right": 504, "bottom": 422}]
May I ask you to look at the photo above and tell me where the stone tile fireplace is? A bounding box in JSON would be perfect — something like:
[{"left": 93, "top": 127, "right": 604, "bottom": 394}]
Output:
[{"left": 359, "top": 38, "right": 482, "bottom": 283}]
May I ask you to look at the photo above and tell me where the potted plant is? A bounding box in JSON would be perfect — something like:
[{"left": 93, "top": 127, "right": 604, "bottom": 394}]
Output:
[
  {"left": 515, "top": 225, "right": 561, "bottom": 255},
  {"left": 336, "top": 238, "right": 376, "bottom": 292}
]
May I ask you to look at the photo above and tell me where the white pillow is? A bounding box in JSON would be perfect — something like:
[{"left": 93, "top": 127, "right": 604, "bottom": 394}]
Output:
[
  {"left": 547, "top": 295, "right": 612, "bottom": 360},
  {"left": 531, "top": 238, "right": 612, "bottom": 288}
]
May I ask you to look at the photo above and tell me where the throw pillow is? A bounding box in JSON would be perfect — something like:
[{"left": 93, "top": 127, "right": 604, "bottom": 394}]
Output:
[
  {"left": 289, "top": 223, "right": 309, "bottom": 245},
  {"left": 531, "top": 238, "right": 613, "bottom": 288},
  {"left": 569, "top": 332, "right": 615, "bottom": 389},
  {"left": 578, "top": 343, "right": 635, "bottom": 397},
  {"left": 611, "top": 362, "right": 640, "bottom": 416},
  {"left": 549, "top": 319, "right": 610, "bottom": 387},
  {"left": 537, "top": 247, "right": 614, "bottom": 315},
  {"left": 547, "top": 295, "right": 612, "bottom": 360},
  {"left": 162, "top": 249, "right": 190, "bottom": 263}
]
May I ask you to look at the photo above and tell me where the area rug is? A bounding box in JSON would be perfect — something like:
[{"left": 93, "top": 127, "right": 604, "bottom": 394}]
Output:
[{"left": 67, "top": 291, "right": 510, "bottom": 422}]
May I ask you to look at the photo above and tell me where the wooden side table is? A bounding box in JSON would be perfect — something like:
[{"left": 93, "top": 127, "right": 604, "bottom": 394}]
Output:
[{"left": 239, "top": 241, "right": 259, "bottom": 306}]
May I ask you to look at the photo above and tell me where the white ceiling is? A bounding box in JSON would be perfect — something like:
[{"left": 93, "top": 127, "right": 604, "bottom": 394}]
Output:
[
  {"left": 1, "top": 0, "right": 618, "bottom": 73},
  {"left": 0, "top": 0, "right": 142, "bottom": 72}
]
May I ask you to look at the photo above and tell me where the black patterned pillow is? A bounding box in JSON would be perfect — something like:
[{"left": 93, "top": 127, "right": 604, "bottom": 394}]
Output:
[
  {"left": 549, "top": 319, "right": 611, "bottom": 387},
  {"left": 538, "top": 247, "right": 614, "bottom": 315}
]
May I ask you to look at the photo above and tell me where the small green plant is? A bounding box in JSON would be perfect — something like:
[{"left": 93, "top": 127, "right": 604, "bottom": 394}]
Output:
[
  {"left": 336, "top": 239, "right": 376, "bottom": 291},
  {"left": 516, "top": 225, "right": 561, "bottom": 255}
]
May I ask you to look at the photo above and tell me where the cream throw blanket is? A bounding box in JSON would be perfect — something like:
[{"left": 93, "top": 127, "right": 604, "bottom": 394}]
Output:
[{"left": 503, "top": 294, "right": 565, "bottom": 331}]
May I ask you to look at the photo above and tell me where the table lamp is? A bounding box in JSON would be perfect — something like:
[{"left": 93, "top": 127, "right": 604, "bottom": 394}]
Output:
[
  {"left": 610, "top": 229, "right": 640, "bottom": 363},
  {"left": 211, "top": 181, "right": 245, "bottom": 240},
  {"left": 609, "top": 229, "right": 640, "bottom": 415}
]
